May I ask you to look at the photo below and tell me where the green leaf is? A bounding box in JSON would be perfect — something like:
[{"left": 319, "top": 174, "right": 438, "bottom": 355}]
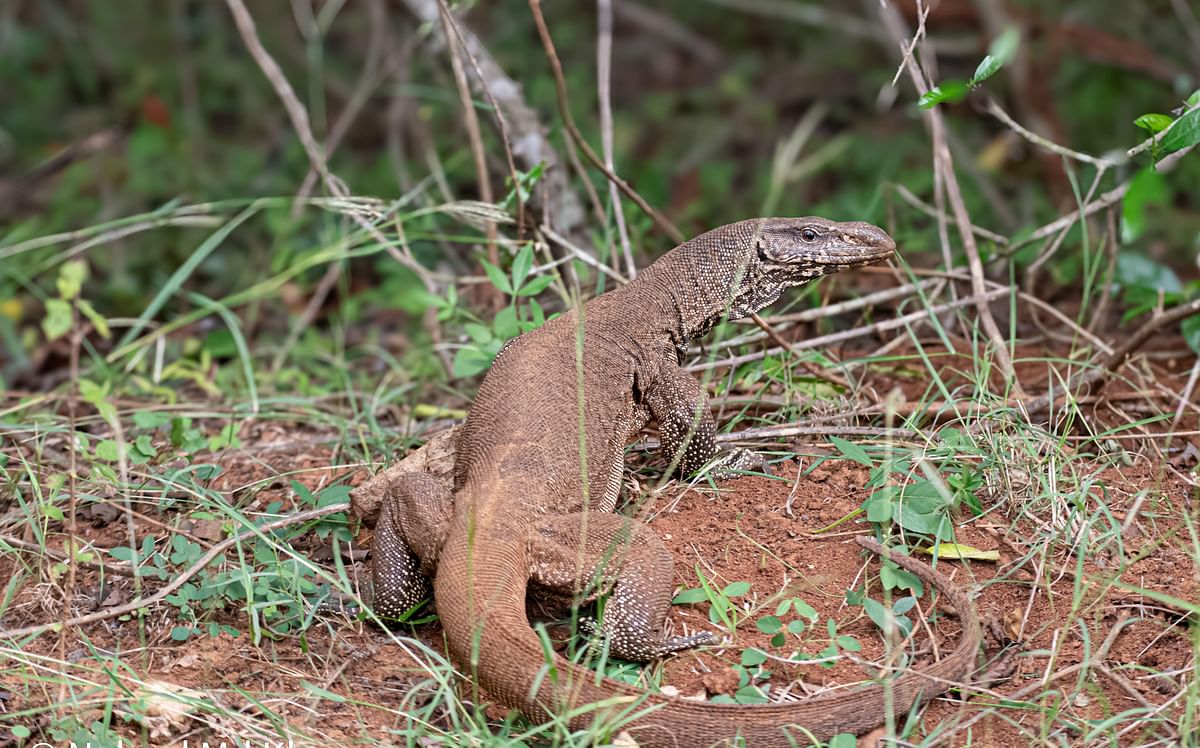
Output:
[
  {"left": 1121, "top": 168, "right": 1168, "bottom": 243},
  {"left": 511, "top": 243, "right": 534, "bottom": 290},
  {"left": 1162, "top": 107, "right": 1200, "bottom": 153},
  {"left": 78, "top": 378, "right": 107, "bottom": 404},
  {"left": 918, "top": 80, "right": 970, "bottom": 109},
  {"left": 836, "top": 635, "right": 862, "bottom": 651},
  {"left": 462, "top": 324, "right": 491, "bottom": 346},
  {"left": 42, "top": 298, "right": 72, "bottom": 340},
  {"left": 1187, "top": 89, "right": 1200, "bottom": 108},
  {"left": 493, "top": 305, "right": 519, "bottom": 340},
  {"left": 109, "top": 546, "right": 137, "bottom": 562},
  {"left": 133, "top": 411, "right": 172, "bottom": 430},
  {"left": 672, "top": 588, "right": 708, "bottom": 604},
  {"left": 741, "top": 648, "right": 767, "bottom": 666},
  {"left": 863, "top": 491, "right": 893, "bottom": 523},
  {"left": 786, "top": 619, "right": 806, "bottom": 635},
  {"left": 791, "top": 598, "right": 818, "bottom": 620},
  {"left": 723, "top": 581, "right": 750, "bottom": 597},
  {"left": 971, "top": 55, "right": 1005, "bottom": 84},
  {"left": 1133, "top": 113, "right": 1174, "bottom": 134},
  {"left": 452, "top": 346, "right": 496, "bottom": 379},
  {"left": 987, "top": 27, "right": 1020, "bottom": 66},
  {"left": 516, "top": 274, "right": 556, "bottom": 297},
  {"left": 828, "top": 435, "right": 872, "bottom": 467},
  {"left": 56, "top": 260, "right": 88, "bottom": 300},
  {"left": 1182, "top": 315, "right": 1200, "bottom": 354},
  {"left": 829, "top": 734, "right": 857, "bottom": 748},
  {"left": 300, "top": 680, "right": 347, "bottom": 702},
  {"left": 920, "top": 542, "right": 1000, "bottom": 561},
  {"left": 480, "top": 259, "right": 513, "bottom": 295},
  {"left": 863, "top": 597, "right": 888, "bottom": 630},
  {"left": 170, "top": 625, "right": 193, "bottom": 641},
  {"left": 1115, "top": 251, "right": 1181, "bottom": 294},
  {"left": 880, "top": 564, "right": 923, "bottom": 594},
  {"left": 755, "top": 615, "right": 782, "bottom": 634},
  {"left": 207, "top": 423, "right": 241, "bottom": 451},
  {"left": 734, "top": 684, "right": 769, "bottom": 704},
  {"left": 95, "top": 439, "right": 121, "bottom": 462},
  {"left": 76, "top": 299, "right": 111, "bottom": 338},
  {"left": 528, "top": 298, "right": 546, "bottom": 326}
]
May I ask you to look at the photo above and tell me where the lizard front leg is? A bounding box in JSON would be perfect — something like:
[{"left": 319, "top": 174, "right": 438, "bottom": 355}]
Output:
[
  {"left": 529, "top": 512, "right": 714, "bottom": 661},
  {"left": 645, "top": 366, "right": 763, "bottom": 477},
  {"left": 367, "top": 472, "right": 454, "bottom": 621}
]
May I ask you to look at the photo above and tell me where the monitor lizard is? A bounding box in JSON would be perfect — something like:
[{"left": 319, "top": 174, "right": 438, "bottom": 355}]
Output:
[{"left": 354, "top": 217, "right": 982, "bottom": 746}]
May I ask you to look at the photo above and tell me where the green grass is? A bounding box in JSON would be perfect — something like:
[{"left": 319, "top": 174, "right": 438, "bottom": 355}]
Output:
[{"left": 2, "top": 2, "right": 1199, "bottom": 745}]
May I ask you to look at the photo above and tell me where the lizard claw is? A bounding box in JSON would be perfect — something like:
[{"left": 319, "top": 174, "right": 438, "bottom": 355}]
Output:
[
  {"left": 656, "top": 630, "right": 718, "bottom": 655},
  {"left": 578, "top": 615, "right": 601, "bottom": 638}
]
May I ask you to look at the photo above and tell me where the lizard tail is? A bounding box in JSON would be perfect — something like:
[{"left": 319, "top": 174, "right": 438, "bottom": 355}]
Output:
[{"left": 436, "top": 523, "right": 980, "bottom": 748}]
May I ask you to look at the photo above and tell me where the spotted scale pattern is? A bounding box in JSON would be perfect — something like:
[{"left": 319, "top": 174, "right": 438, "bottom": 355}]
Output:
[
  {"left": 527, "top": 511, "right": 716, "bottom": 661},
  {"left": 364, "top": 218, "right": 918, "bottom": 746},
  {"left": 368, "top": 471, "right": 453, "bottom": 621}
]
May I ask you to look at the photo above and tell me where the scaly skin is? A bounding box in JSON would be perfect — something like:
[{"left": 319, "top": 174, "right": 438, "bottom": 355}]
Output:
[{"left": 363, "top": 218, "right": 981, "bottom": 745}]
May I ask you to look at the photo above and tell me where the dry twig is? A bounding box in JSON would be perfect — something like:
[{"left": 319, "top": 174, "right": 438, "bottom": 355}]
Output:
[
  {"left": 528, "top": 0, "right": 685, "bottom": 245},
  {"left": 598, "top": 0, "right": 637, "bottom": 278},
  {"left": 878, "top": 3, "right": 1022, "bottom": 395}
]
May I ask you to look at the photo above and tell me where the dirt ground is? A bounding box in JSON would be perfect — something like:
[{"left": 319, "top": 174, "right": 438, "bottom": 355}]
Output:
[
  {"left": 1, "top": 332, "right": 1196, "bottom": 745},
  {"left": 1, "top": 424, "right": 1193, "bottom": 745}
]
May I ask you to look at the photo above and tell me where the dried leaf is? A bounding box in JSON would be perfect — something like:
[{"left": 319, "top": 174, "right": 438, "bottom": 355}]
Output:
[{"left": 920, "top": 543, "right": 999, "bottom": 561}]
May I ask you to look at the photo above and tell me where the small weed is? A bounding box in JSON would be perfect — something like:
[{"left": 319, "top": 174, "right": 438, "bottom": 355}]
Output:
[
  {"left": 433, "top": 242, "right": 560, "bottom": 378},
  {"left": 672, "top": 567, "right": 752, "bottom": 635}
]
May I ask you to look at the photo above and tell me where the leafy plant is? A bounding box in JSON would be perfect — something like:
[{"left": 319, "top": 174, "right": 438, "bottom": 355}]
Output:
[
  {"left": 41, "top": 260, "right": 111, "bottom": 343},
  {"left": 823, "top": 435, "right": 971, "bottom": 548},
  {"left": 919, "top": 28, "right": 1019, "bottom": 108},
  {"left": 672, "top": 568, "right": 753, "bottom": 635},
  {"left": 1133, "top": 88, "right": 1200, "bottom": 161},
  {"left": 861, "top": 594, "right": 918, "bottom": 639},
  {"left": 430, "top": 242, "right": 558, "bottom": 378},
  {"left": 110, "top": 482, "right": 354, "bottom": 643},
  {"left": 755, "top": 596, "right": 818, "bottom": 649}
]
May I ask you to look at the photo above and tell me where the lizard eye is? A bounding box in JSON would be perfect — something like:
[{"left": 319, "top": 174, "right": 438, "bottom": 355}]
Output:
[{"left": 800, "top": 228, "right": 818, "bottom": 242}]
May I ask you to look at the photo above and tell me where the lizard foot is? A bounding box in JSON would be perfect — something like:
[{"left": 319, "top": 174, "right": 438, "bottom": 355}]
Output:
[
  {"left": 654, "top": 630, "right": 718, "bottom": 655},
  {"left": 581, "top": 615, "right": 717, "bottom": 660},
  {"left": 707, "top": 447, "right": 770, "bottom": 479}
]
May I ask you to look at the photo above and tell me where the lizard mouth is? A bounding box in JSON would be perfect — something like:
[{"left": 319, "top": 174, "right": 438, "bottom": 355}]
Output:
[
  {"left": 813, "top": 223, "right": 897, "bottom": 265},
  {"left": 814, "top": 247, "right": 894, "bottom": 264}
]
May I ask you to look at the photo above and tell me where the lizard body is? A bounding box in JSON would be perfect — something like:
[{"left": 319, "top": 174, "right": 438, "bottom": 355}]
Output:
[{"left": 361, "top": 218, "right": 981, "bottom": 745}]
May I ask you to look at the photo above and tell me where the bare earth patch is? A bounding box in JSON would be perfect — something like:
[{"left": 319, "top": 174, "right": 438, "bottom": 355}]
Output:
[{"left": 1, "top": 429, "right": 1191, "bottom": 744}]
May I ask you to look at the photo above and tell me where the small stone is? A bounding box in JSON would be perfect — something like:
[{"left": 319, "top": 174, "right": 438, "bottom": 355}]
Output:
[{"left": 701, "top": 666, "right": 741, "bottom": 695}]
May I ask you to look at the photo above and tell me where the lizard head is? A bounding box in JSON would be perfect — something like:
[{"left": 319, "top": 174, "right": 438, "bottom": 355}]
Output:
[
  {"left": 719, "top": 217, "right": 895, "bottom": 321},
  {"left": 649, "top": 217, "right": 896, "bottom": 346},
  {"left": 754, "top": 216, "right": 896, "bottom": 285}
]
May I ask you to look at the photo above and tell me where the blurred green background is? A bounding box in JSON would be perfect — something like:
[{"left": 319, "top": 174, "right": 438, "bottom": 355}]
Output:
[{"left": 2, "top": 0, "right": 1198, "bottom": 393}]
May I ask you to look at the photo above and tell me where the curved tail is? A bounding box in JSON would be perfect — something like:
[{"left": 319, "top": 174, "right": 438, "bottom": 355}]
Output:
[{"left": 434, "top": 527, "right": 981, "bottom": 748}]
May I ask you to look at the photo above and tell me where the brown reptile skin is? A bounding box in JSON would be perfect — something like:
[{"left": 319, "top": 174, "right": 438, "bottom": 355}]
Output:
[{"left": 367, "top": 218, "right": 982, "bottom": 745}]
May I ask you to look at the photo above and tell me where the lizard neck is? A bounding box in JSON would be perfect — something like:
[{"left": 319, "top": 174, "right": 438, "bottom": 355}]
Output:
[{"left": 620, "top": 219, "right": 784, "bottom": 354}]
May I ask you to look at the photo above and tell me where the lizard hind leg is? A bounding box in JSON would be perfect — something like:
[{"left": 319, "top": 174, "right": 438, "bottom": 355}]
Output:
[
  {"left": 529, "top": 512, "right": 715, "bottom": 662},
  {"left": 368, "top": 472, "right": 454, "bottom": 622}
]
